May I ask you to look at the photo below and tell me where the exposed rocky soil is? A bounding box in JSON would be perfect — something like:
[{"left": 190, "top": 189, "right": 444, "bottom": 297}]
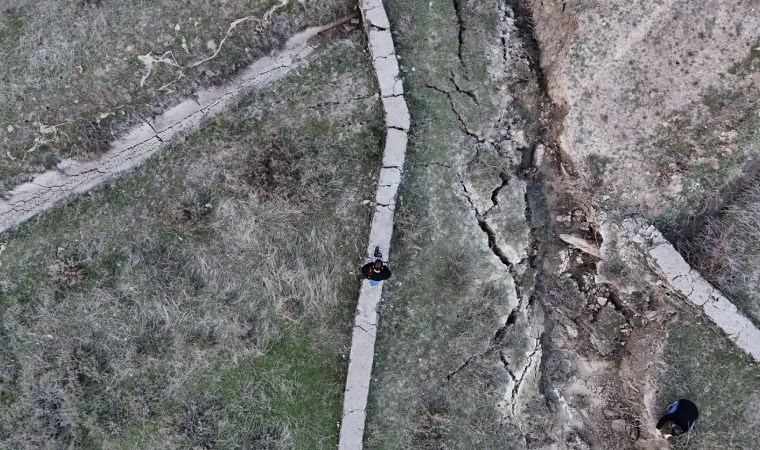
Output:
[{"left": 516, "top": 0, "right": 760, "bottom": 448}]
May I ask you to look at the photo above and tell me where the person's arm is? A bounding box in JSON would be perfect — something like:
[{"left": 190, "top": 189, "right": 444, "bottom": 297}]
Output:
[
  {"left": 656, "top": 414, "right": 672, "bottom": 430},
  {"left": 380, "top": 266, "right": 392, "bottom": 280}
]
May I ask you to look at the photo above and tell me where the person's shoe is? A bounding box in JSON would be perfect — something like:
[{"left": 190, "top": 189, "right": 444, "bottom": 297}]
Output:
[{"left": 373, "top": 246, "right": 382, "bottom": 258}]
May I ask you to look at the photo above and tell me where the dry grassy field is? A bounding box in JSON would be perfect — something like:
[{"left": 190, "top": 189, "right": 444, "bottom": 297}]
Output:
[
  {"left": 0, "top": 33, "right": 383, "bottom": 446},
  {"left": 0, "top": 0, "right": 353, "bottom": 193}
]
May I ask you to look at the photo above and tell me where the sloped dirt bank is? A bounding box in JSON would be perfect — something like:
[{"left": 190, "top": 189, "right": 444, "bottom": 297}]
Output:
[{"left": 520, "top": 0, "right": 760, "bottom": 448}]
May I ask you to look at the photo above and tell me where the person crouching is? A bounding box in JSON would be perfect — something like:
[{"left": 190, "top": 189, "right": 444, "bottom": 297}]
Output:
[{"left": 362, "top": 258, "right": 391, "bottom": 286}]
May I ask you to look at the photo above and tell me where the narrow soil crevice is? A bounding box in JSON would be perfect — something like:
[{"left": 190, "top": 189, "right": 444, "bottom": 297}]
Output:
[
  {"left": 499, "top": 351, "right": 519, "bottom": 383},
  {"left": 605, "top": 288, "right": 636, "bottom": 322},
  {"left": 509, "top": 335, "right": 541, "bottom": 417},
  {"left": 487, "top": 174, "right": 511, "bottom": 216},
  {"left": 502, "top": 0, "right": 548, "bottom": 94},
  {"left": 458, "top": 177, "right": 514, "bottom": 269},
  {"left": 423, "top": 84, "right": 483, "bottom": 141},
  {"left": 443, "top": 356, "right": 476, "bottom": 384},
  {"left": 451, "top": 0, "right": 467, "bottom": 68},
  {"left": 409, "top": 161, "right": 453, "bottom": 169},
  {"left": 449, "top": 71, "right": 479, "bottom": 104}
]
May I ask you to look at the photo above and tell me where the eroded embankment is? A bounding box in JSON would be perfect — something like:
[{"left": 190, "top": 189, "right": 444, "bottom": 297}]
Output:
[
  {"left": 516, "top": 0, "right": 760, "bottom": 447},
  {"left": 0, "top": 18, "right": 350, "bottom": 235}
]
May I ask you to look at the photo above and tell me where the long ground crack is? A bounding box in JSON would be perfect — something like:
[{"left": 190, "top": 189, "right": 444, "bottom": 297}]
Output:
[
  {"left": 458, "top": 176, "right": 516, "bottom": 271},
  {"left": 506, "top": 335, "right": 542, "bottom": 418},
  {"left": 452, "top": 0, "right": 467, "bottom": 67}
]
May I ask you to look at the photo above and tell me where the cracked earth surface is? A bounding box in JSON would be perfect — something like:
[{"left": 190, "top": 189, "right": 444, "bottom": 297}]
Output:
[
  {"left": 360, "top": 0, "right": 555, "bottom": 447},
  {"left": 365, "top": 0, "right": 760, "bottom": 448},
  {"left": 3, "top": 0, "right": 760, "bottom": 448}
]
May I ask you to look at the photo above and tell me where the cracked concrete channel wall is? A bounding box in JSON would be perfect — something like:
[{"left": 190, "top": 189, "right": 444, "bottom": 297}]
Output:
[
  {"left": 0, "top": 20, "right": 349, "bottom": 235},
  {"left": 620, "top": 219, "right": 760, "bottom": 362},
  {"left": 338, "top": 1, "right": 409, "bottom": 449}
]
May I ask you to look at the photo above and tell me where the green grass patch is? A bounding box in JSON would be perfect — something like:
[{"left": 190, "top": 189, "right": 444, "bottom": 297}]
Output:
[
  {"left": 727, "top": 39, "right": 760, "bottom": 77},
  {"left": 193, "top": 329, "right": 347, "bottom": 448},
  {"left": 657, "top": 318, "right": 760, "bottom": 449}
]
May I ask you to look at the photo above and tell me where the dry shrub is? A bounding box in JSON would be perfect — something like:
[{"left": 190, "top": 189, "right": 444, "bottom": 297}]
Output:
[
  {"left": 696, "top": 182, "right": 760, "bottom": 311},
  {"left": 33, "top": 390, "right": 72, "bottom": 443},
  {"left": 241, "top": 134, "right": 308, "bottom": 201},
  {"left": 443, "top": 249, "right": 477, "bottom": 290},
  {"left": 237, "top": 127, "right": 339, "bottom": 205},
  {"left": 170, "top": 186, "right": 215, "bottom": 231},
  {"left": 68, "top": 342, "right": 111, "bottom": 389},
  {"left": 414, "top": 394, "right": 452, "bottom": 449},
  {"left": 49, "top": 257, "right": 86, "bottom": 287},
  {"left": 134, "top": 317, "right": 173, "bottom": 357},
  {"left": 78, "top": 121, "right": 111, "bottom": 155},
  {"left": 186, "top": 324, "right": 218, "bottom": 349},
  {"left": 73, "top": 0, "right": 102, "bottom": 7}
]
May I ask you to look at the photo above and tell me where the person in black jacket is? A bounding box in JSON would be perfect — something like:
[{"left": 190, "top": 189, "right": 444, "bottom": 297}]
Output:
[
  {"left": 656, "top": 399, "right": 699, "bottom": 438},
  {"left": 361, "top": 246, "right": 392, "bottom": 286},
  {"left": 361, "top": 258, "right": 392, "bottom": 286}
]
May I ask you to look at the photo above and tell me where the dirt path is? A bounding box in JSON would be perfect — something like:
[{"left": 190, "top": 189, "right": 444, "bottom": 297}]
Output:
[{"left": 0, "top": 18, "right": 350, "bottom": 235}]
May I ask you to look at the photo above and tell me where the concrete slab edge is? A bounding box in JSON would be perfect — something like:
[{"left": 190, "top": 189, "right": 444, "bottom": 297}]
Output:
[
  {"left": 619, "top": 219, "right": 760, "bottom": 363},
  {"left": 338, "top": 2, "right": 410, "bottom": 449}
]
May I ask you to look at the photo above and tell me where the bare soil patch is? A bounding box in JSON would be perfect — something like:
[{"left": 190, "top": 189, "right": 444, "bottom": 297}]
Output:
[{"left": 528, "top": 0, "right": 760, "bottom": 217}]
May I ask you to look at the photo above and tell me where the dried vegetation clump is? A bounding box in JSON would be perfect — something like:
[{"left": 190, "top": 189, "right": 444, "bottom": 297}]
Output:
[
  {"left": 73, "top": 0, "right": 101, "bottom": 8},
  {"left": 77, "top": 121, "right": 113, "bottom": 156},
  {"left": 49, "top": 256, "right": 86, "bottom": 287},
  {"left": 690, "top": 180, "right": 760, "bottom": 325},
  {"left": 242, "top": 133, "right": 316, "bottom": 202},
  {"left": 179, "top": 397, "right": 222, "bottom": 449}
]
